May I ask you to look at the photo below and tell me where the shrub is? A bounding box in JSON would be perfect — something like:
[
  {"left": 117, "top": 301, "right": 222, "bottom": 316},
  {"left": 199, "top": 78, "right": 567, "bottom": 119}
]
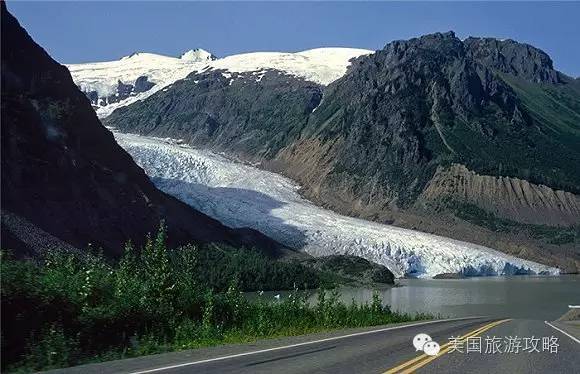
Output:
[{"left": 1, "top": 226, "right": 427, "bottom": 372}]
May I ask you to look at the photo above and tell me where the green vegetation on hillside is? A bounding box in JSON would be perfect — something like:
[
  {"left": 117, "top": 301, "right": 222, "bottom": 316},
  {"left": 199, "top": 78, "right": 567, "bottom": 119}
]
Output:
[
  {"left": 503, "top": 75, "right": 580, "bottom": 136},
  {"left": 299, "top": 255, "right": 395, "bottom": 286},
  {"left": 453, "top": 202, "right": 579, "bottom": 245},
  {"left": 438, "top": 89, "right": 580, "bottom": 196},
  {"left": 195, "top": 245, "right": 321, "bottom": 292},
  {"left": 496, "top": 75, "right": 580, "bottom": 193},
  {"left": 1, "top": 226, "right": 424, "bottom": 372}
]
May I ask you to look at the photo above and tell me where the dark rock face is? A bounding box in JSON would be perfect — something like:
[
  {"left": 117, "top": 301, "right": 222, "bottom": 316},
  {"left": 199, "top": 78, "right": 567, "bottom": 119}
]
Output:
[
  {"left": 134, "top": 75, "right": 155, "bottom": 93},
  {"left": 106, "top": 69, "right": 322, "bottom": 159},
  {"left": 116, "top": 79, "right": 133, "bottom": 97},
  {"left": 84, "top": 89, "right": 99, "bottom": 107},
  {"left": 285, "top": 31, "right": 529, "bottom": 207},
  {"left": 464, "top": 37, "right": 563, "bottom": 84},
  {"left": 0, "top": 3, "right": 283, "bottom": 257},
  {"left": 277, "top": 32, "right": 578, "bottom": 211}
]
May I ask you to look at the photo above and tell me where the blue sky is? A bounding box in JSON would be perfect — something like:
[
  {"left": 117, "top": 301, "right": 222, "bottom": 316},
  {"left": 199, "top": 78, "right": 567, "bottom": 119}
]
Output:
[{"left": 7, "top": 1, "right": 580, "bottom": 77}]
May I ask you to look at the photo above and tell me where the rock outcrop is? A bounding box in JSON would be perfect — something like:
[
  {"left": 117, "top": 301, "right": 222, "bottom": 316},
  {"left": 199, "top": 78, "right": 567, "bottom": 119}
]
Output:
[
  {"left": 419, "top": 164, "right": 580, "bottom": 226},
  {"left": 80, "top": 75, "right": 157, "bottom": 109},
  {"left": 464, "top": 37, "right": 564, "bottom": 84}
]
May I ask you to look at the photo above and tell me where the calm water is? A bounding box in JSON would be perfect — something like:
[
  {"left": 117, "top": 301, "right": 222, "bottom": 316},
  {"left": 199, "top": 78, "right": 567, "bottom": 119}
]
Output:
[{"left": 252, "top": 276, "right": 580, "bottom": 321}]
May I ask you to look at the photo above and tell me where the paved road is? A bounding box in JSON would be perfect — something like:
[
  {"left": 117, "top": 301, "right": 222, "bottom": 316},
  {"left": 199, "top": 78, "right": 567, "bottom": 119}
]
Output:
[
  {"left": 46, "top": 317, "right": 579, "bottom": 374},
  {"left": 420, "top": 319, "right": 579, "bottom": 373}
]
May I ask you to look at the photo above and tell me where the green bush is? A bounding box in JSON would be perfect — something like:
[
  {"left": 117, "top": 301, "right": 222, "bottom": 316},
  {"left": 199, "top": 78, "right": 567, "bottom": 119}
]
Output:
[
  {"left": 20, "top": 325, "right": 80, "bottom": 371},
  {"left": 1, "top": 225, "right": 426, "bottom": 372}
]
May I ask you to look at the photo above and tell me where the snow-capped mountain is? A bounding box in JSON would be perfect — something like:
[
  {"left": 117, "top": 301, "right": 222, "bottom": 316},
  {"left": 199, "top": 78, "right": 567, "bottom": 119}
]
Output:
[
  {"left": 208, "top": 48, "right": 372, "bottom": 85},
  {"left": 66, "top": 47, "right": 372, "bottom": 118},
  {"left": 114, "top": 132, "right": 559, "bottom": 278},
  {"left": 103, "top": 33, "right": 580, "bottom": 273},
  {"left": 66, "top": 49, "right": 216, "bottom": 117}
]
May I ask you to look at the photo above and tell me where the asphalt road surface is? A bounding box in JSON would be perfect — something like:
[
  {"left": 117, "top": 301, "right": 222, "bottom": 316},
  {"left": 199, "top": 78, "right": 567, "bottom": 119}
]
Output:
[{"left": 46, "top": 317, "right": 579, "bottom": 374}]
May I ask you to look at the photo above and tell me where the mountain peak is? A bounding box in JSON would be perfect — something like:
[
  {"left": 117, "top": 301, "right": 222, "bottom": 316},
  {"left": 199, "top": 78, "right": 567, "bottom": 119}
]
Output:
[
  {"left": 180, "top": 48, "right": 216, "bottom": 62},
  {"left": 464, "top": 36, "right": 562, "bottom": 83}
]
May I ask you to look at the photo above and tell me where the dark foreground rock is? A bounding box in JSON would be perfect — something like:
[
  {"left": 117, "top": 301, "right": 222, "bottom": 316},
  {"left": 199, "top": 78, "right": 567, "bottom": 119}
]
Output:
[{"left": 0, "top": 3, "right": 285, "bottom": 258}]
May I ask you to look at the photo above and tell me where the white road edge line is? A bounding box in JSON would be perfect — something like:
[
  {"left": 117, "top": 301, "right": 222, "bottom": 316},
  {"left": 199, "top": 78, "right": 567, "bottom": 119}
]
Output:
[
  {"left": 544, "top": 320, "right": 580, "bottom": 344},
  {"left": 127, "top": 316, "right": 486, "bottom": 374}
]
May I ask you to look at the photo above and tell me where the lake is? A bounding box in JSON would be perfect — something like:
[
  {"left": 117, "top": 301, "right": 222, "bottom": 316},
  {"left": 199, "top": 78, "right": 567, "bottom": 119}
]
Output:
[{"left": 252, "top": 275, "right": 580, "bottom": 321}]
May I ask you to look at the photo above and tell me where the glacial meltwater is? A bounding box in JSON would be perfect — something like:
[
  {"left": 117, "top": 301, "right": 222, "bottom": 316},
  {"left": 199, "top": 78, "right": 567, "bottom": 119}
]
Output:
[{"left": 251, "top": 275, "right": 580, "bottom": 321}]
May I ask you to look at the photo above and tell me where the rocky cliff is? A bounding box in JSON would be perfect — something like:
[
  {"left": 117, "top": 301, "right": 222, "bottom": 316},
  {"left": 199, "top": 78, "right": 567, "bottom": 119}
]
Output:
[
  {"left": 107, "top": 69, "right": 321, "bottom": 160},
  {"left": 418, "top": 164, "right": 580, "bottom": 226},
  {"left": 464, "top": 37, "right": 565, "bottom": 84},
  {"left": 1, "top": 3, "right": 283, "bottom": 257}
]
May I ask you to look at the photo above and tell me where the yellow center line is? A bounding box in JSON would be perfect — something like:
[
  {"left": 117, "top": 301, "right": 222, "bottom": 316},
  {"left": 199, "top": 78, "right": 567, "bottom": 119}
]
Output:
[
  {"left": 400, "top": 319, "right": 511, "bottom": 373},
  {"left": 383, "top": 319, "right": 511, "bottom": 374},
  {"left": 382, "top": 320, "right": 504, "bottom": 374}
]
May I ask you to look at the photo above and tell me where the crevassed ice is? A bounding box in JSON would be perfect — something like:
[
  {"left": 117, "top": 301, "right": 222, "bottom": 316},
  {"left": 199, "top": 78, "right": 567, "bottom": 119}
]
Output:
[{"left": 114, "top": 132, "right": 559, "bottom": 278}]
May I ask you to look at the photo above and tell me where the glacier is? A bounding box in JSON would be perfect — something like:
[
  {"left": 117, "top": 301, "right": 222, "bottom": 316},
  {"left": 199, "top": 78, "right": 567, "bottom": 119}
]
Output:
[{"left": 114, "top": 132, "right": 559, "bottom": 278}]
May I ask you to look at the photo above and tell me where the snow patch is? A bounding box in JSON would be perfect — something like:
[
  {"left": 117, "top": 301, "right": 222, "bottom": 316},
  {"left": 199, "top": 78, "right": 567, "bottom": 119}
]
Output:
[{"left": 114, "top": 132, "right": 559, "bottom": 279}]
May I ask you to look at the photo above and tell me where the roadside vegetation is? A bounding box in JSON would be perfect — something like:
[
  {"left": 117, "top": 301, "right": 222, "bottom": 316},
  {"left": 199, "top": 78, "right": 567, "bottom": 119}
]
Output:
[{"left": 1, "top": 225, "right": 428, "bottom": 372}]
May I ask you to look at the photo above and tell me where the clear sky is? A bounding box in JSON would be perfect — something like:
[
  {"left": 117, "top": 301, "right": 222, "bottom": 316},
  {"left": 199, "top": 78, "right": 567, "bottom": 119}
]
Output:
[{"left": 7, "top": 1, "right": 580, "bottom": 77}]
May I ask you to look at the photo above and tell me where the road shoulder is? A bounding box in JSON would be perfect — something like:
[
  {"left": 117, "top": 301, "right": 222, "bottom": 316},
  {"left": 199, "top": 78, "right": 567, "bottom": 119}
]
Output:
[{"left": 42, "top": 317, "right": 484, "bottom": 374}]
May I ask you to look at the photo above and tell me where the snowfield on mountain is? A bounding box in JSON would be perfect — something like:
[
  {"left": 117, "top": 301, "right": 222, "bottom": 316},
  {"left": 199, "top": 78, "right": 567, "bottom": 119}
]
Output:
[
  {"left": 114, "top": 132, "right": 559, "bottom": 278},
  {"left": 66, "top": 49, "right": 214, "bottom": 117},
  {"left": 67, "top": 48, "right": 372, "bottom": 117},
  {"left": 208, "top": 48, "right": 373, "bottom": 85}
]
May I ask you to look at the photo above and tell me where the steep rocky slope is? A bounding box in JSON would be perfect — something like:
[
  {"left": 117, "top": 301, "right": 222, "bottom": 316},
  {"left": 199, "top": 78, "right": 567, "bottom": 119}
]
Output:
[
  {"left": 418, "top": 164, "right": 580, "bottom": 226},
  {"left": 277, "top": 32, "right": 579, "bottom": 205},
  {"left": 463, "top": 37, "right": 565, "bottom": 84},
  {"left": 102, "top": 32, "right": 579, "bottom": 269},
  {"left": 0, "top": 3, "right": 282, "bottom": 257},
  {"left": 106, "top": 69, "right": 322, "bottom": 160}
]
